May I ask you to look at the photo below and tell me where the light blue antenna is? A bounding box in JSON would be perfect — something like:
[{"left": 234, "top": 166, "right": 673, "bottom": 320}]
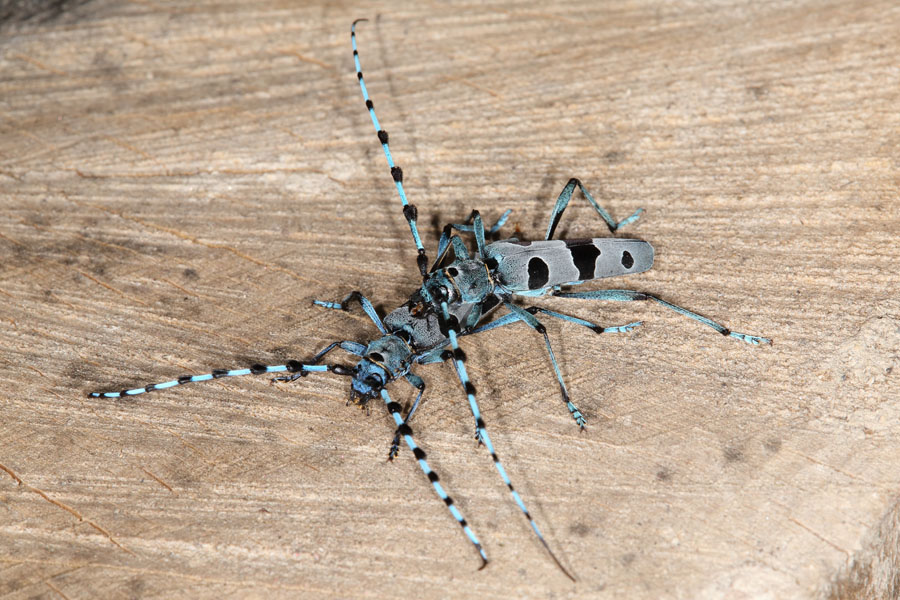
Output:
[
  {"left": 437, "top": 299, "right": 576, "bottom": 581},
  {"left": 352, "top": 19, "right": 429, "bottom": 277},
  {"left": 381, "top": 388, "right": 488, "bottom": 567},
  {"left": 88, "top": 362, "right": 336, "bottom": 399}
]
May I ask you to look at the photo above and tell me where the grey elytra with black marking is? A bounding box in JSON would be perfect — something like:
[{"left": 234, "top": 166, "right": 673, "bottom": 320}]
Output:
[
  {"left": 88, "top": 20, "right": 771, "bottom": 582},
  {"left": 485, "top": 238, "right": 654, "bottom": 291}
]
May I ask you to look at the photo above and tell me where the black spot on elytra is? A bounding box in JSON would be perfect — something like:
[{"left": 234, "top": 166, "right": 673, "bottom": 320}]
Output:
[
  {"left": 621, "top": 250, "right": 634, "bottom": 269},
  {"left": 527, "top": 256, "right": 550, "bottom": 290},
  {"left": 569, "top": 243, "right": 601, "bottom": 280},
  {"left": 656, "top": 467, "right": 672, "bottom": 481}
]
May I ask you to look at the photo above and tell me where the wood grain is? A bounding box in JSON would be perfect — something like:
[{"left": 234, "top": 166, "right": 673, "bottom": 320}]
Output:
[{"left": 2, "top": 1, "right": 899, "bottom": 598}]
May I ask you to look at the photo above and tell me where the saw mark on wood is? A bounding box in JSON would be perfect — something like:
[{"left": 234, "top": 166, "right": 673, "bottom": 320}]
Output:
[
  {"left": 0, "top": 462, "right": 133, "bottom": 554},
  {"left": 0, "top": 230, "right": 25, "bottom": 246},
  {"left": 498, "top": 9, "right": 580, "bottom": 25},
  {"left": 785, "top": 447, "right": 880, "bottom": 487},
  {"left": 10, "top": 52, "right": 67, "bottom": 76},
  {"left": 27, "top": 365, "right": 47, "bottom": 378},
  {"left": 0, "top": 108, "right": 58, "bottom": 150},
  {"left": 788, "top": 515, "right": 850, "bottom": 556},
  {"left": 140, "top": 467, "right": 176, "bottom": 494},
  {"left": 72, "top": 166, "right": 337, "bottom": 179},
  {"left": 45, "top": 580, "right": 74, "bottom": 600},
  {"left": 159, "top": 277, "right": 201, "bottom": 298},
  {"left": 76, "top": 270, "right": 150, "bottom": 306},
  {"left": 150, "top": 314, "right": 257, "bottom": 348},
  {"left": 132, "top": 418, "right": 215, "bottom": 465},
  {"left": 442, "top": 75, "right": 504, "bottom": 99},
  {"left": 282, "top": 50, "right": 334, "bottom": 70},
  {"left": 74, "top": 199, "right": 322, "bottom": 286},
  {"left": 101, "top": 135, "right": 169, "bottom": 173},
  {"left": 0, "top": 557, "right": 323, "bottom": 592},
  {"left": 45, "top": 291, "right": 80, "bottom": 311}
]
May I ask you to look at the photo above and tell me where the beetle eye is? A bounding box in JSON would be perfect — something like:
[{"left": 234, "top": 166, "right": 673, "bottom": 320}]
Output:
[
  {"left": 368, "top": 352, "right": 384, "bottom": 362},
  {"left": 364, "top": 374, "right": 383, "bottom": 387},
  {"left": 447, "top": 267, "right": 459, "bottom": 277}
]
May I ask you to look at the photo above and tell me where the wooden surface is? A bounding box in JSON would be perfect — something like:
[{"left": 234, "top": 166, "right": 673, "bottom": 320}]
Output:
[{"left": 2, "top": 1, "right": 899, "bottom": 598}]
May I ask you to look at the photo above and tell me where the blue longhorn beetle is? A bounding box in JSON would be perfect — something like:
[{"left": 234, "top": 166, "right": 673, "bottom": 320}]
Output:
[{"left": 89, "top": 21, "right": 771, "bottom": 580}]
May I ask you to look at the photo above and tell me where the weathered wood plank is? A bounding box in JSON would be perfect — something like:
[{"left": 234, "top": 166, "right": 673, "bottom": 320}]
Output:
[{"left": 1, "top": 1, "right": 899, "bottom": 598}]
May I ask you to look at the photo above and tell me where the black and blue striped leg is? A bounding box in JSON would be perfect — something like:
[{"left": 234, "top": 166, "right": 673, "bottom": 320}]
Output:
[
  {"left": 504, "top": 303, "right": 588, "bottom": 428},
  {"left": 430, "top": 210, "right": 510, "bottom": 271},
  {"left": 448, "top": 209, "right": 511, "bottom": 257},
  {"left": 471, "top": 307, "right": 642, "bottom": 336},
  {"left": 388, "top": 373, "right": 426, "bottom": 461},
  {"left": 88, "top": 361, "right": 344, "bottom": 399},
  {"left": 468, "top": 306, "right": 642, "bottom": 427},
  {"left": 313, "top": 291, "right": 388, "bottom": 335},
  {"left": 381, "top": 388, "right": 489, "bottom": 568},
  {"left": 351, "top": 20, "right": 429, "bottom": 277},
  {"left": 438, "top": 300, "right": 576, "bottom": 581},
  {"left": 545, "top": 178, "right": 643, "bottom": 239},
  {"left": 553, "top": 289, "right": 772, "bottom": 345},
  {"left": 273, "top": 340, "right": 366, "bottom": 383},
  {"left": 448, "top": 209, "right": 512, "bottom": 237}
]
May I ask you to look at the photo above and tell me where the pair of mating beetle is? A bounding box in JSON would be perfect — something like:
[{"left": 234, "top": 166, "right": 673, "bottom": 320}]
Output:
[{"left": 90, "top": 21, "right": 770, "bottom": 580}]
